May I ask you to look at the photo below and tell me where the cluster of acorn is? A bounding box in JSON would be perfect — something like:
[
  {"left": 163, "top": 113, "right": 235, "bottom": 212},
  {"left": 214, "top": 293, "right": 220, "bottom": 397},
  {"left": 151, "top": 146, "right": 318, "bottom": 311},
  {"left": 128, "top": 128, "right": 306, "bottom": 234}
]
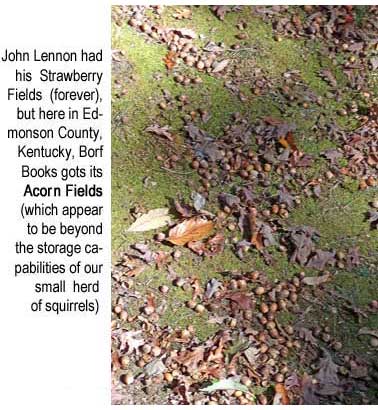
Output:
[
  {"left": 176, "top": 271, "right": 305, "bottom": 386},
  {"left": 126, "top": 8, "right": 233, "bottom": 78},
  {"left": 112, "top": 269, "right": 310, "bottom": 403}
]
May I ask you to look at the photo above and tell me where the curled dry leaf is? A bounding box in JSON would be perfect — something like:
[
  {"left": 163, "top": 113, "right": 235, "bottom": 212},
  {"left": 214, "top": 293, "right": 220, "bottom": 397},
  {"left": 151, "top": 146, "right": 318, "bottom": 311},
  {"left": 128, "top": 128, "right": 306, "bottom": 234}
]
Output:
[
  {"left": 127, "top": 208, "right": 171, "bottom": 232},
  {"left": 167, "top": 217, "right": 214, "bottom": 245},
  {"left": 146, "top": 124, "right": 174, "bottom": 141}
]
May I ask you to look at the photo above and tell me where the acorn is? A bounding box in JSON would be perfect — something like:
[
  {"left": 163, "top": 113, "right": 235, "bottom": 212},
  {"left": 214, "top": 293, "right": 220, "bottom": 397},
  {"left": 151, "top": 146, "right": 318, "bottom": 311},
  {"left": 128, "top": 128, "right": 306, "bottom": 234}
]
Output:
[
  {"left": 122, "top": 372, "right": 134, "bottom": 385},
  {"left": 272, "top": 204, "right": 280, "bottom": 214},
  {"left": 159, "top": 285, "right": 169, "bottom": 294},
  {"left": 370, "top": 337, "right": 378, "bottom": 348},
  {"left": 274, "top": 373, "right": 284, "bottom": 383},
  {"left": 143, "top": 305, "right": 155, "bottom": 316},
  {"left": 186, "top": 300, "right": 196, "bottom": 309},
  {"left": 195, "top": 304, "right": 205, "bottom": 314},
  {"left": 120, "top": 355, "right": 130, "bottom": 369},
  {"left": 279, "top": 289, "right": 290, "bottom": 299},
  {"left": 230, "top": 279, "right": 238, "bottom": 290},
  {"left": 140, "top": 23, "right": 152, "bottom": 34},
  {"left": 359, "top": 179, "right": 368, "bottom": 190},
  {"left": 164, "top": 372, "right": 174, "bottom": 383},
  {"left": 255, "top": 286, "right": 266, "bottom": 296},
  {"left": 180, "top": 329, "right": 191, "bottom": 339},
  {"left": 289, "top": 292, "right": 298, "bottom": 303},
  {"left": 259, "top": 316, "right": 268, "bottom": 326},
  {"left": 173, "top": 277, "right": 185, "bottom": 287},
  {"left": 238, "top": 279, "right": 247, "bottom": 289},
  {"left": 266, "top": 321, "right": 276, "bottom": 330},
  {"left": 151, "top": 346, "right": 162, "bottom": 357},
  {"left": 196, "top": 60, "right": 205, "bottom": 70},
  {"left": 269, "top": 328, "right": 279, "bottom": 338},
  {"left": 370, "top": 300, "right": 378, "bottom": 309},
  {"left": 284, "top": 325, "right": 294, "bottom": 335},
  {"left": 293, "top": 340, "right": 301, "bottom": 349},
  {"left": 367, "top": 176, "right": 376, "bottom": 187},
  {"left": 114, "top": 304, "right": 123, "bottom": 314},
  {"left": 136, "top": 358, "right": 146, "bottom": 368},
  {"left": 258, "top": 394, "right": 268, "bottom": 405},
  {"left": 260, "top": 303, "right": 269, "bottom": 314},
  {"left": 260, "top": 343, "right": 269, "bottom": 353}
]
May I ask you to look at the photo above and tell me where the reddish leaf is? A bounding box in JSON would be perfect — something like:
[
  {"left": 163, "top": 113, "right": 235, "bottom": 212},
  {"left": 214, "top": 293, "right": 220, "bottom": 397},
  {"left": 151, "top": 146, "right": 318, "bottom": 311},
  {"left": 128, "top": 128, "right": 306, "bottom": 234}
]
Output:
[
  {"left": 226, "top": 291, "right": 253, "bottom": 311},
  {"left": 273, "top": 383, "right": 290, "bottom": 405},
  {"left": 163, "top": 50, "right": 177, "bottom": 70}
]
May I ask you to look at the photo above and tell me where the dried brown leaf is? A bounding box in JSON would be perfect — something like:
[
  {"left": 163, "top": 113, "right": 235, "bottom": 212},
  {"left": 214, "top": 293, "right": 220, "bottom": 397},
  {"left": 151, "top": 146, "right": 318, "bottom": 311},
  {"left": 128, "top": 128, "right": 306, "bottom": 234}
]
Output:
[{"left": 167, "top": 217, "right": 214, "bottom": 245}]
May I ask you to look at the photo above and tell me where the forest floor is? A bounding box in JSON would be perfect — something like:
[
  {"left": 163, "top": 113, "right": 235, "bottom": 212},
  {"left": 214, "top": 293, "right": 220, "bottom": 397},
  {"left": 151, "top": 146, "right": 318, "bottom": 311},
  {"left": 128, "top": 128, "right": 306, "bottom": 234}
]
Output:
[{"left": 111, "top": 5, "right": 378, "bottom": 405}]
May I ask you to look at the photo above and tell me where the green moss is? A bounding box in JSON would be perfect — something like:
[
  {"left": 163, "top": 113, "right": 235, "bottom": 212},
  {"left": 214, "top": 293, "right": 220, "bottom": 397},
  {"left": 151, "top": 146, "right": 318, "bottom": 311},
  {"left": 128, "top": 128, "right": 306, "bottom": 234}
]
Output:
[
  {"left": 112, "top": 6, "right": 378, "bottom": 366},
  {"left": 289, "top": 185, "right": 378, "bottom": 254}
]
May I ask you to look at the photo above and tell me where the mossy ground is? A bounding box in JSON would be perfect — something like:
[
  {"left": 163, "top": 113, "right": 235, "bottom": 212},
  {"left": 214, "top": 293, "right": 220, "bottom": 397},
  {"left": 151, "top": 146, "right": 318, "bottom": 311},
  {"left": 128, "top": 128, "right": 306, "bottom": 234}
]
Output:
[{"left": 112, "top": 6, "right": 378, "bottom": 398}]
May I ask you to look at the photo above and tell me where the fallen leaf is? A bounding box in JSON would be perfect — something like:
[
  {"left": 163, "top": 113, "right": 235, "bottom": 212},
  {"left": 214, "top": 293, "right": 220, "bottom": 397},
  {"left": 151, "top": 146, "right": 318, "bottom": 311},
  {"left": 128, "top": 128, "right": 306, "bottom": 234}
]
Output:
[
  {"left": 119, "top": 330, "right": 144, "bottom": 353},
  {"left": 174, "top": 28, "right": 196, "bottom": 39},
  {"left": 300, "top": 373, "right": 319, "bottom": 405},
  {"left": 200, "top": 378, "right": 249, "bottom": 393},
  {"left": 298, "top": 327, "right": 317, "bottom": 344},
  {"left": 172, "top": 7, "right": 192, "bottom": 20},
  {"left": 144, "top": 358, "right": 166, "bottom": 376},
  {"left": 349, "top": 361, "right": 368, "bottom": 379},
  {"left": 346, "top": 247, "right": 360, "bottom": 269},
  {"left": 187, "top": 240, "right": 206, "bottom": 255},
  {"left": 176, "top": 346, "right": 205, "bottom": 371},
  {"left": 358, "top": 327, "right": 378, "bottom": 338},
  {"left": 306, "top": 250, "right": 336, "bottom": 270},
  {"left": 244, "top": 346, "right": 260, "bottom": 366},
  {"left": 212, "top": 59, "right": 230, "bottom": 73},
  {"left": 226, "top": 291, "right": 253, "bottom": 311},
  {"left": 167, "top": 217, "right": 214, "bottom": 245},
  {"left": 205, "top": 278, "right": 222, "bottom": 299},
  {"left": 205, "top": 233, "right": 225, "bottom": 256},
  {"left": 315, "top": 350, "right": 341, "bottom": 396},
  {"left": 125, "top": 264, "right": 146, "bottom": 277},
  {"left": 192, "top": 192, "right": 206, "bottom": 211},
  {"left": 279, "top": 131, "right": 298, "bottom": 151},
  {"left": 146, "top": 124, "right": 174, "bottom": 141},
  {"left": 163, "top": 50, "right": 177, "bottom": 70},
  {"left": 211, "top": 5, "right": 230, "bottom": 20},
  {"left": 302, "top": 273, "right": 331, "bottom": 286},
  {"left": 127, "top": 208, "right": 171, "bottom": 232},
  {"left": 273, "top": 383, "right": 290, "bottom": 405}
]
